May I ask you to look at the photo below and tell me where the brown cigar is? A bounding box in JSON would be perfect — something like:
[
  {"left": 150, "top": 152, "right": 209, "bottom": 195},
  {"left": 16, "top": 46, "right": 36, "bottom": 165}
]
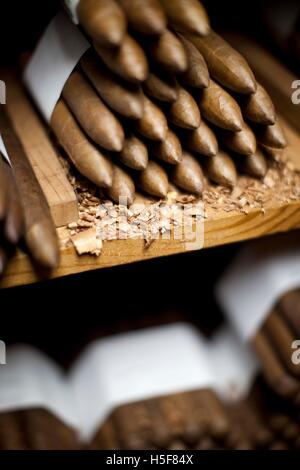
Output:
[
  {"left": 137, "top": 160, "right": 169, "bottom": 198},
  {"left": 242, "top": 83, "right": 276, "bottom": 126},
  {"left": 156, "top": 395, "right": 185, "bottom": 442},
  {"left": 118, "top": 0, "right": 166, "bottom": 35},
  {"left": 171, "top": 150, "right": 204, "bottom": 195},
  {"left": 80, "top": 52, "right": 144, "bottom": 119},
  {"left": 152, "top": 129, "right": 182, "bottom": 164},
  {"left": 119, "top": 134, "right": 148, "bottom": 170},
  {"left": 144, "top": 72, "right": 178, "bottom": 103},
  {"left": 199, "top": 80, "right": 244, "bottom": 132},
  {"left": 0, "top": 108, "right": 59, "bottom": 270},
  {"left": 77, "top": 0, "right": 126, "bottom": 46},
  {"left": 51, "top": 100, "right": 113, "bottom": 188},
  {"left": 237, "top": 150, "right": 268, "bottom": 179},
  {"left": 95, "top": 34, "right": 148, "bottom": 83},
  {"left": 256, "top": 120, "right": 287, "bottom": 149},
  {"left": 160, "top": 0, "right": 210, "bottom": 36},
  {"left": 206, "top": 151, "right": 237, "bottom": 187},
  {"left": 221, "top": 122, "right": 257, "bottom": 156},
  {"left": 146, "top": 398, "right": 173, "bottom": 448},
  {"left": 62, "top": 70, "right": 124, "bottom": 151},
  {"left": 107, "top": 164, "right": 135, "bottom": 205},
  {"left": 169, "top": 86, "right": 201, "bottom": 130},
  {"left": 199, "top": 389, "right": 229, "bottom": 440},
  {"left": 112, "top": 403, "right": 150, "bottom": 450},
  {"left": 173, "top": 392, "right": 204, "bottom": 446},
  {"left": 150, "top": 30, "right": 188, "bottom": 74},
  {"left": 0, "top": 412, "right": 28, "bottom": 450},
  {"left": 185, "top": 121, "right": 218, "bottom": 157},
  {"left": 1, "top": 160, "right": 24, "bottom": 245},
  {"left": 178, "top": 34, "right": 209, "bottom": 88},
  {"left": 259, "top": 144, "right": 283, "bottom": 161},
  {"left": 278, "top": 290, "right": 300, "bottom": 337},
  {"left": 90, "top": 419, "right": 120, "bottom": 450},
  {"left": 187, "top": 30, "right": 256, "bottom": 94},
  {"left": 136, "top": 96, "right": 168, "bottom": 141}
]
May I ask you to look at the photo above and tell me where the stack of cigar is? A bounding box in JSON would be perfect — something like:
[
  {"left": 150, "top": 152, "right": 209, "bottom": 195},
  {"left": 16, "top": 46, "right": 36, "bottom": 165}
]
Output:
[
  {"left": 52, "top": 0, "right": 286, "bottom": 206},
  {"left": 251, "top": 289, "right": 300, "bottom": 407}
]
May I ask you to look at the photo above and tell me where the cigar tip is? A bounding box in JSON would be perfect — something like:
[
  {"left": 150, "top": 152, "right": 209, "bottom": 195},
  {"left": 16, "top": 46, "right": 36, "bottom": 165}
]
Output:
[
  {"left": 26, "top": 222, "right": 60, "bottom": 270},
  {"left": 4, "top": 219, "right": 24, "bottom": 246}
]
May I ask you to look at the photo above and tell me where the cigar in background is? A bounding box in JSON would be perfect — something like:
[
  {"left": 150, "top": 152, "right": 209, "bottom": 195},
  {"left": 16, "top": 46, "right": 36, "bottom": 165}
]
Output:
[
  {"left": 168, "top": 86, "right": 201, "bottom": 130},
  {"left": 137, "top": 160, "right": 169, "bottom": 198},
  {"left": 136, "top": 96, "right": 168, "bottom": 141},
  {"left": 187, "top": 30, "right": 256, "bottom": 94},
  {"left": 206, "top": 151, "right": 237, "bottom": 187},
  {"left": 118, "top": 0, "right": 167, "bottom": 35},
  {"left": 152, "top": 129, "right": 182, "bottom": 164},
  {"left": 144, "top": 72, "right": 179, "bottom": 103},
  {"left": 77, "top": 0, "right": 127, "bottom": 46},
  {"left": 199, "top": 80, "right": 244, "bottom": 132},
  {"left": 0, "top": 108, "right": 59, "bottom": 270},
  {"left": 256, "top": 119, "right": 287, "bottom": 149},
  {"left": 237, "top": 150, "right": 268, "bottom": 179},
  {"left": 242, "top": 83, "right": 276, "bottom": 126},
  {"left": 145, "top": 398, "right": 173, "bottom": 448},
  {"left": 278, "top": 290, "right": 300, "bottom": 337},
  {"left": 112, "top": 403, "right": 150, "bottom": 450},
  {"left": 149, "top": 30, "right": 188, "bottom": 74},
  {"left": 80, "top": 52, "right": 144, "bottom": 120},
  {"left": 184, "top": 121, "right": 218, "bottom": 157},
  {"left": 199, "top": 389, "right": 229, "bottom": 440},
  {"left": 107, "top": 164, "right": 135, "bottom": 206},
  {"left": 90, "top": 420, "right": 120, "bottom": 450},
  {"left": 157, "top": 395, "right": 185, "bottom": 443},
  {"left": 170, "top": 151, "right": 204, "bottom": 195},
  {"left": 0, "top": 412, "right": 28, "bottom": 450},
  {"left": 62, "top": 70, "right": 124, "bottom": 151},
  {"left": 178, "top": 34, "right": 209, "bottom": 89},
  {"left": 220, "top": 122, "right": 257, "bottom": 156},
  {"left": 160, "top": 0, "right": 210, "bottom": 36},
  {"left": 51, "top": 100, "right": 113, "bottom": 189},
  {"left": 119, "top": 134, "right": 148, "bottom": 170},
  {"left": 95, "top": 35, "right": 148, "bottom": 83}
]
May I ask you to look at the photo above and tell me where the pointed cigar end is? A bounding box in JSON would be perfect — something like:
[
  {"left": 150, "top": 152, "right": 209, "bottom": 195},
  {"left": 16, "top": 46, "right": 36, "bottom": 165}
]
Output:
[{"left": 26, "top": 221, "right": 60, "bottom": 270}]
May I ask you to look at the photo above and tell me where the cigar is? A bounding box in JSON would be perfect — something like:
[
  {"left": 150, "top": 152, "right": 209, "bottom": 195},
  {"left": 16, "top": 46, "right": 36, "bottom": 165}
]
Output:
[
  {"left": 80, "top": 52, "right": 144, "bottom": 120},
  {"left": 0, "top": 108, "right": 59, "bottom": 270},
  {"left": 206, "top": 151, "right": 237, "bottom": 187},
  {"left": 94, "top": 34, "right": 148, "bottom": 83},
  {"left": 77, "top": 0, "right": 126, "bottom": 46},
  {"left": 256, "top": 120, "right": 287, "bottom": 149},
  {"left": 259, "top": 143, "right": 283, "bottom": 161},
  {"left": 149, "top": 30, "right": 188, "bottom": 74},
  {"left": 144, "top": 72, "right": 178, "bottom": 103},
  {"left": 156, "top": 395, "right": 185, "bottom": 442},
  {"left": 51, "top": 100, "right": 113, "bottom": 188},
  {"left": 242, "top": 83, "right": 276, "bottom": 126},
  {"left": 145, "top": 398, "right": 173, "bottom": 448},
  {"left": 107, "top": 164, "right": 135, "bottom": 206},
  {"left": 199, "top": 389, "right": 229, "bottom": 440},
  {"left": 137, "top": 160, "right": 169, "bottom": 198},
  {"left": 119, "top": 134, "right": 148, "bottom": 170},
  {"left": 237, "top": 150, "right": 268, "bottom": 179},
  {"left": 0, "top": 412, "right": 27, "bottom": 450},
  {"left": 168, "top": 86, "right": 201, "bottom": 130},
  {"left": 199, "top": 80, "right": 244, "bottom": 132},
  {"left": 278, "top": 290, "right": 300, "bottom": 337},
  {"left": 112, "top": 403, "right": 151, "bottom": 450},
  {"left": 90, "top": 419, "right": 120, "bottom": 450},
  {"left": 173, "top": 392, "right": 204, "bottom": 446},
  {"left": 221, "top": 122, "right": 257, "bottom": 156},
  {"left": 184, "top": 121, "right": 218, "bottom": 157},
  {"left": 1, "top": 159, "right": 24, "bottom": 245},
  {"left": 160, "top": 0, "right": 210, "bottom": 36},
  {"left": 136, "top": 96, "right": 168, "bottom": 141},
  {"left": 223, "top": 404, "right": 253, "bottom": 450},
  {"left": 263, "top": 310, "right": 300, "bottom": 378},
  {"left": 152, "top": 129, "right": 182, "bottom": 164},
  {"left": 118, "top": 0, "right": 167, "bottom": 35},
  {"left": 178, "top": 34, "right": 209, "bottom": 89},
  {"left": 171, "top": 150, "right": 204, "bottom": 195},
  {"left": 62, "top": 70, "right": 124, "bottom": 151},
  {"left": 186, "top": 30, "right": 256, "bottom": 94}
]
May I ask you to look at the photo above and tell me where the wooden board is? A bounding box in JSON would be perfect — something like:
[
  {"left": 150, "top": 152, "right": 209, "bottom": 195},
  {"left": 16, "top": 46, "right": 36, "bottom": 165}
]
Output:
[{"left": 2, "top": 69, "right": 78, "bottom": 227}]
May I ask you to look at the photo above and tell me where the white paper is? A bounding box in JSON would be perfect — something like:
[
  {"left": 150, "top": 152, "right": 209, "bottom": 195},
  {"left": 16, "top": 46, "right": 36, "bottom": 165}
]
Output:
[
  {"left": 23, "top": 11, "right": 89, "bottom": 122},
  {"left": 0, "top": 133, "right": 10, "bottom": 164},
  {"left": 63, "top": 0, "right": 80, "bottom": 24},
  {"left": 216, "top": 235, "right": 300, "bottom": 341}
]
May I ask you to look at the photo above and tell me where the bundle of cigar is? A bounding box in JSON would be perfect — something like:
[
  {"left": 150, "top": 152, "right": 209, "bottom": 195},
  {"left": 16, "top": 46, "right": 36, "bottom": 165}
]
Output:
[
  {"left": 251, "top": 289, "right": 300, "bottom": 407},
  {"left": 53, "top": 0, "right": 286, "bottom": 206}
]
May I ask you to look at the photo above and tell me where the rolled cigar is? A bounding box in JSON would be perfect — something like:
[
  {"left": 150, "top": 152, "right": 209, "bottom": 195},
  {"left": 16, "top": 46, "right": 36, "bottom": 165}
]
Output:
[
  {"left": 185, "top": 121, "right": 218, "bottom": 157},
  {"left": 206, "top": 151, "right": 237, "bottom": 187},
  {"left": 156, "top": 395, "right": 185, "bottom": 442},
  {"left": 278, "top": 290, "right": 300, "bottom": 337},
  {"left": 252, "top": 331, "right": 300, "bottom": 399},
  {"left": 263, "top": 310, "right": 300, "bottom": 378},
  {"left": 221, "top": 122, "right": 257, "bottom": 156},
  {"left": 136, "top": 96, "right": 168, "bottom": 141},
  {"left": 186, "top": 30, "right": 256, "bottom": 94},
  {"left": 62, "top": 70, "right": 124, "bottom": 151},
  {"left": 0, "top": 412, "right": 27, "bottom": 450},
  {"left": 146, "top": 398, "right": 173, "bottom": 448},
  {"left": 178, "top": 34, "right": 209, "bottom": 89},
  {"left": 51, "top": 100, "right": 113, "bottom": 188},
  {"left": 242, "top": 83, "right": 276, "bottom": 126},
  {"left": 199, "top": 80, "right": 244, "bottom": 132},
  {"left": 169, "top": 86, "right": 201, "bottom": 130},
  {"left": 256, "top": 120, "right": 287, "bottom": 149},
  {"left": 77, "top": 0, "right": 126, "bottom": 46},
  {"left": 118, "top": 0, "right": 166, "bottom": 35},
  {"left": 0, "top": 108, "right": 59, "bottom": 270},
  {"left": 152, "top": 129, "right": 182, "bottom": 164},
  {"left": 259, "top": 143, "right": 283, "bottom": 161},
  {"left": 173, "top": 392, "right": 204, "bottom": 446},
  {"left": 80, "top": 52, "right": 144, "bottom": 120},
  {"left": 199, "top": 389, "right": 229, "bottom": 439},
  {"left": 160, "top": 0, "right": 210, "bottom": 36},
  {"left": 1, "top": 160, "right": 24, "bottom": 245},
  {"left": 224, "top": 404, "right": 253, "bottom": 449},
  {"left": 149, "top": 30, "right": 188, "bottom": 74},
  {"left": 144, "top": 72, "right": 178, "bottom": 103},
  {"left": 90, "top": 420, "right": 120, "bottom": 450},
  {"left": 95, "top": 35, "right": 148, "bottom": 83},
  {"left": 119, "top": 134, "right": 148, "bottom": 170},
  {"left": 112, "top": 403, "right": 150, "bottom": 450},
  {"left": 237, "top": 150, "right": 268, "bottom": 179},
  {"left": 171, "top": 151, "right": 204, "bottom": 195},
  {"left": 137, "top": 160, "right": 169, "bottom": 198},
  {"left": 107, "top": 164, "right": 135, "bottom": 206}
]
